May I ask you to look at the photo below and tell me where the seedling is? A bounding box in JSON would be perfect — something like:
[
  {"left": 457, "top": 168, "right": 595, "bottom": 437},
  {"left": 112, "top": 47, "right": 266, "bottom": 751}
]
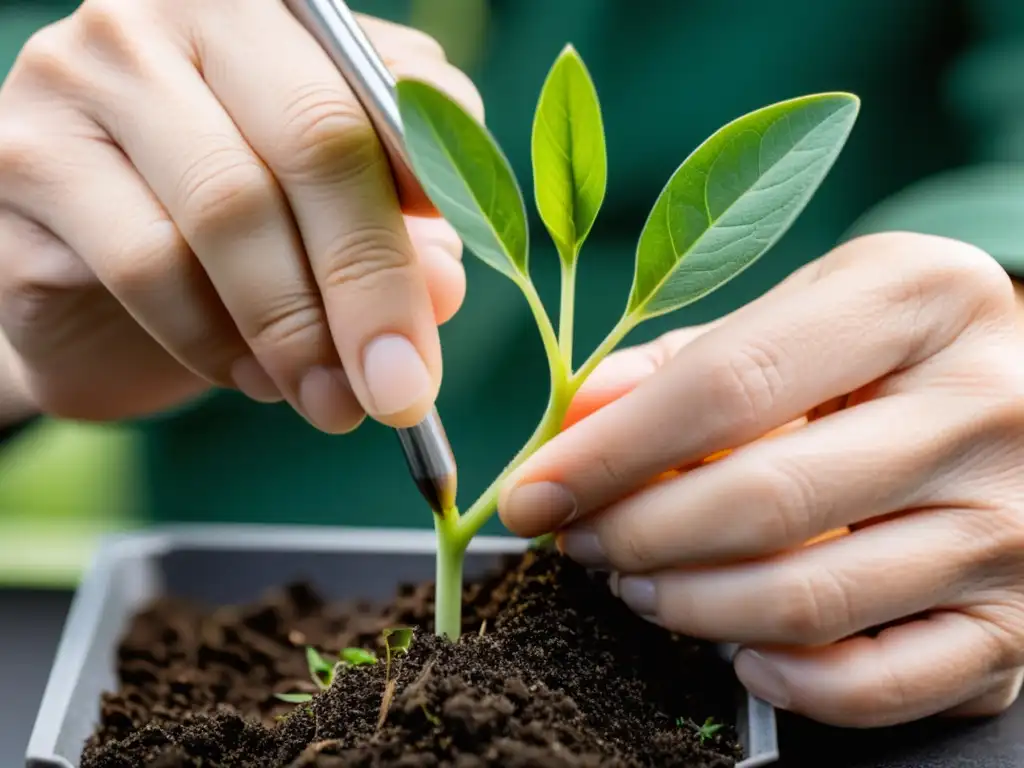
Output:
[
  {"left": 382, "top": 626, "right": 414, "bottom": 683},
  {"left": 396, "top": 44, "right": 860, "bottom": 639},
  {"left": 378, "top": 627, "right": 415, "bottom": 729},
  {"left": 273, "top": 644, "right": 377, "bottom": 704},
  {"left": 677, "top": 716, "right": 725, "bottom": 745}
]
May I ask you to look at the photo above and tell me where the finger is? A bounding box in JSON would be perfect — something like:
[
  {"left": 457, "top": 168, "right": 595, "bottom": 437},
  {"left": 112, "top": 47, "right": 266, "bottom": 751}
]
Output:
[
  {"left": 610, "top": 508, "right": 1003, "bottom": 647},
  {"left": 732, "top": 612, "right": 1023, "bottom": 727},
  {"left": 404, "top": 215, "right": 465, "bottom": 326},
  {"left": 71, "top": 11, "right": 368, "bottom": 433},
  {"left": 0, "top": 115, "right": 243, "bottom": 417},
  {"left": 499, "top": 233, "right": 1004, "bottom": 537},
  {"left": 942, "top": 668, "right": 1024, "bottom": 717},
  {"left": 564, "top": 325, "right": 714, "bottom": 428},
  {"left": 558, "top": 393, "right": 985, "bottom": 574},
  {"left": 191, "top": 4, "right": 478, "bottom": 427}
]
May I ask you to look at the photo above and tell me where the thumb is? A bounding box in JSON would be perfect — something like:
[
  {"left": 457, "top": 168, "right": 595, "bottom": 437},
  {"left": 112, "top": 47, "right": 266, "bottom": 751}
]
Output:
[{"left": 565, "top": 324, "right": 717, "bottom": 428}]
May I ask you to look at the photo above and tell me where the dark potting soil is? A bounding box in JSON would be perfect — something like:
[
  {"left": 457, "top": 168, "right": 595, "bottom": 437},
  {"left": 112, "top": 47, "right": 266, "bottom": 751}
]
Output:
[{"left": 81, "top": 549, "right": 743, "bottom": 768}]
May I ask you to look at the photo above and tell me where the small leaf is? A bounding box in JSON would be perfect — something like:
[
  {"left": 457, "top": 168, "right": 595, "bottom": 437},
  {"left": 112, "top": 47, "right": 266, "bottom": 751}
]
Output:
[
  {"left": 382, "top": 627, "right": 414, "bottom": 655},
  {"left": 627, "top": 93, "right": 859, "bottom": 321},
  {"left": 275, "top": 692, "right": 314, "bottom": 704},
  {"left": 305, "top": 646, "right": 333, "bottom": 677},
  {"left": 397, "top": 79, "right": 529, "bottom": 280},
  {"left": 341, "top": 647, "right": 378, "bottom": 666},
  {"left": 531, "top": 44, "right": 607, "bottom": 262}
]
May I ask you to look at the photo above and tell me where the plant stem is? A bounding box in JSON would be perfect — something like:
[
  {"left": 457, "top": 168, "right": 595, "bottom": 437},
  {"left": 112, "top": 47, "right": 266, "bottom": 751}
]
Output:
[
  {"left": 558, "top": 258, "right": 577, "bottom": 366},
  {"left": 432, "top": 307, "right": 637, "bottom": 639},
  {"left": 519, "top": 277, "right": 566, "bottom": 388},
  {"left": 570, "top": 313, "right": 636, "bottom": 392},
  {"left": 433, "top": 506, "right": 464, "bottom": 640},
  {"left": 453, "top": 382, "right": 569, "bottom": 548}
]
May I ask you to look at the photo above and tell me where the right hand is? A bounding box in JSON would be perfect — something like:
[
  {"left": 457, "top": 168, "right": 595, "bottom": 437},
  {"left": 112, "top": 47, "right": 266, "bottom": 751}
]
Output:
[{"left": 0, "top": 1, "right": 483, "bottom": 432}]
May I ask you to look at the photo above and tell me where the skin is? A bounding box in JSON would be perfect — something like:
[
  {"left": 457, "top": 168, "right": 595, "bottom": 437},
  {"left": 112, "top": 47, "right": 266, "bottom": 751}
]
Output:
[
  {"left": 500, "top": 233, "right": 1024, "bottom": 727},
  {"left": 0, "top": 0, "right": 482, "bottom": 432}
]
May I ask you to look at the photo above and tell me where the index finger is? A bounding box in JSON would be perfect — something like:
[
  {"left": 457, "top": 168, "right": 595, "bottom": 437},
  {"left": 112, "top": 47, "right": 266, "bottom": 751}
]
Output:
[
  {"left": 498, "top": 233, "right": 1006, "bottom": 537},
  {"left": 195, "top": 5, "right": 481, "bottom": 426}
]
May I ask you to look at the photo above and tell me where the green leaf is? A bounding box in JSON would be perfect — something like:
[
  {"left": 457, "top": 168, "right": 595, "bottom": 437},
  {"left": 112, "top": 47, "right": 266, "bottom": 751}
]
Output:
[
  {"left": 627, "top": 93, "right": 859, "bottom": 321},
  {"left": 382, "top": 627, "right": 414, "bottom": 656},
  {"left": 274, "top": 692, "right": 314, "bottom": 704},
  {"left": 531, "top": 44, "right": 607, "bottom": 262},
  {"left": 305, "top": 646, "right": 334, "bottom": 688},
  {"left": 397, "top": 78, "right": 530, "bottom": 281},
  {"left": 340, "top": 647, "right": 378, "bottom": 666}
]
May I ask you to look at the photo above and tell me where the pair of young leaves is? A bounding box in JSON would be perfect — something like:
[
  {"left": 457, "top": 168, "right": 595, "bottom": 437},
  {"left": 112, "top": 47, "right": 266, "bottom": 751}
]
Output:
[
  {"left": 275, "top": 628, "right": 414, "bottom": 705},
  {"left": 396, "top": 45, "right": 860, "bottom": 330}
]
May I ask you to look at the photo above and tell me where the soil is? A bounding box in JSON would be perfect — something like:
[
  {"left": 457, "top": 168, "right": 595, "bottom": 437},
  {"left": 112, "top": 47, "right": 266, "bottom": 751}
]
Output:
[{"left": 80, "top": 548, "right": 743, "bottom": 768}]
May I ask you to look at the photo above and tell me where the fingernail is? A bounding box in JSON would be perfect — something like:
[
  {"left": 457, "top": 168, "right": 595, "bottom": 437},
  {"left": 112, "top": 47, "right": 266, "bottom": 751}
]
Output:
[
  {"left": 618, "top": 576, "right": 657, "bottom": 615},
  {"left": 504, "top": 482, "right": 577, "bottom": 529},
  {"left": 231, "top": 356, "right": 283, "bottom": 403},
  {"left": 299, "top": 366, "right": 364, "bottom": 434},
  {"left": 559, "top": 528, "right": 609, "bottom": 569},
  {"left": 361, "top": 334, "right": 432, "bottom": 416},
  {"left": 734, "top": 650, "right": 791, "bottom": 709}
]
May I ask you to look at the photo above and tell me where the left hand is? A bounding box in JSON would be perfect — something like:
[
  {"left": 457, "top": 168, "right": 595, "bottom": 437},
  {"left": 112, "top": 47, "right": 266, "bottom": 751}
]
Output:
[{"left": 498, "top": 232, "right": 1024, "bottom": 728}]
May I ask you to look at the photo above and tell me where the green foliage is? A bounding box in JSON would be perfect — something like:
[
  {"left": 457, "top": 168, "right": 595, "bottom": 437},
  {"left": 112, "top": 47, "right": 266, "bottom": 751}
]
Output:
[
  {"left": 677, "top": 716, "right": 726, "bottom": 744},
  {"left": 341, "top": 647, "right": 379, "bottom": 666},
  {"left": 396, "top": 45, "right": 858, "bottom": 641},
  {"left": 531, "top": 44, "right": 606, "bottom": 264},
  {"left": 306, "top": 646, "right": 333, "bottom": 685},
  {"left": 627, "top": 94, "right": 859, "bottom": 322},
  {"left": 274, "top": 644, "right": 379, "bottom": 705},
  {"left": 396, "top": 79, "right": 529, "bottom": 282},
  {"left": 382, "top": 626, "right": 414, "bottom": 681}
]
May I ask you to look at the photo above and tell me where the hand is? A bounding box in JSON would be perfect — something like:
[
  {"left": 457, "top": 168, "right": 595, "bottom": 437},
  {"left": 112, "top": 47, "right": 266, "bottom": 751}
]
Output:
[
  {"left": 499, "top": 233, "right": 1024, "bottom": 727},
  {"left": 0, "top": 2, "right": 483, "bottom": 431}
]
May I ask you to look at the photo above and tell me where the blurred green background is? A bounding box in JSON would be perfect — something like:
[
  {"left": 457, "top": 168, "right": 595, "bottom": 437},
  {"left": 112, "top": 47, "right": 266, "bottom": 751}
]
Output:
[{"left": 0, "top": 421, "right": 139, "bottom": 586}]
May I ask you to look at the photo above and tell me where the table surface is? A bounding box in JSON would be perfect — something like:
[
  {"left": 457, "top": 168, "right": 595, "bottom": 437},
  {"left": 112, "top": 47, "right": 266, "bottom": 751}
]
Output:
[{"left": 5, "top": 588, "right": 1024, "bottom": 768}]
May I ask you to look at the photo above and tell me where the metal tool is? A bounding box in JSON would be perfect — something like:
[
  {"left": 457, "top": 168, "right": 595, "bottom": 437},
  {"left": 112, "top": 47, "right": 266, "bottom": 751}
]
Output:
[{"left": 283, "top": 0, "right": 458, "bottom": 514}]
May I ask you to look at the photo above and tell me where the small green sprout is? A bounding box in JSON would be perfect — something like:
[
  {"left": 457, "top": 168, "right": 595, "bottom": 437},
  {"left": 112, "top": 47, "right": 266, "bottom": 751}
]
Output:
[
  {"left": 396, "top": 43, "right": 860, "bottom": 640},
  {"left": 341, "top": 647, "right": 379, "bottom": 666},
  {"left": 677, "top": 716, "right": 725, "bottom": 744},
  {"left": 306, "top": 646, "right": 333, "bottom": 687},
  {"left": 274, "top": 644, "right": 378, "bottom": 705},
  {"left": 382, "top": 627, "right": 414, "bottom": 682},
  {"left": 276, "top": 692, "right": 314, "bottom": 705}
]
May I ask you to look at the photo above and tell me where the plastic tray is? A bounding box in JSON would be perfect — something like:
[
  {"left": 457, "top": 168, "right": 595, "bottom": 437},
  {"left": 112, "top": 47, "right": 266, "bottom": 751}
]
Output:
[{"left": 26, "top": 525, "right": 779, "bottom": 767}]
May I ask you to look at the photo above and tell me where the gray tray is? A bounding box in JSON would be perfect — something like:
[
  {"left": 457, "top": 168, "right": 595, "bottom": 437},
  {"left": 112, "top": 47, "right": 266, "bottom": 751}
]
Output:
[{"left": 26, "top": 525, "right": 779, "bottom": 768}]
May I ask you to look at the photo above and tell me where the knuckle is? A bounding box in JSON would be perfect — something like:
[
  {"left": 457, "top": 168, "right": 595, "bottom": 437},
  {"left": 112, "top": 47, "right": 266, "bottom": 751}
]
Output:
[
  {"left": 104, "top": 218, "right": 186, "bottom": 298},
  {"left": 177, "top": 146, "right": 277, "bottom": 242},
  {"left": 742, "top": 462, "right": 816, "bottom": 549},
  {"left": 319, "top": 225, "right": 413, "bottom": 292},
  {"left": 770, "top": 567, "right": 852, "bottom": 644},
  {"left": 889, "top": 234, "right": 1014, "bottom": 322},
  {"left": 277, "top": 84, "right": 384, "bottom": 182},
  {"left": 246, "top": 291, "right": 326, "bottom": 352},
  {"left": 703, "top": 342, "right": 784, "bottom": 436},
  {"left": 14, "top": 23, "right": 83, "bottom": 92},
  {"left": 72, "top": 0, "right": 150, "bottom": 74},
  {"left": 961, "top": 506, "right": 1024, "bottom": 578},
  {"left": 0, "top": 120, "right": 45, "bottom": 186}
]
